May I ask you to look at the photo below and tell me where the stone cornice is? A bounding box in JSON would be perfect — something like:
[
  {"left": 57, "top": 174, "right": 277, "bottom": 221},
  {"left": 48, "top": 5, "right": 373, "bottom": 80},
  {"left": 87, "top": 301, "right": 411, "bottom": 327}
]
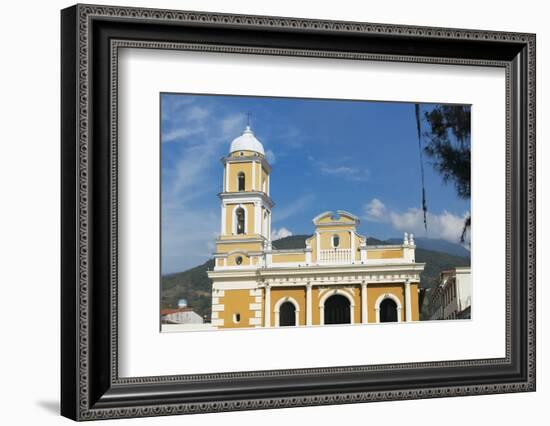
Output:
[
  {"left": 218, "top": 191, "right": 274, "bottom": 208},
  {"left": 221, "top": 155, "right": 272, "bottom": 173}
]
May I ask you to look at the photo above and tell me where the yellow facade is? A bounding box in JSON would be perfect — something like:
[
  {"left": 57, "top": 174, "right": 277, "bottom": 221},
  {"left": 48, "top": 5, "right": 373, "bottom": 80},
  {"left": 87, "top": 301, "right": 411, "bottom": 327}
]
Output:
[
  {"left": 367, "top": 248, "right": 404, "bottom": 259},
  {"left": 215, "top": 289, "right": 257, "bottom": 329},
  {"left": 207, "top": 126, "right": 424, "bottom": 330},
  {"left": 272, "top": 252, "right": 306, "bottom": 263},
  {"left": 215, "top": 284, "right": 420, "bottom": 328}
]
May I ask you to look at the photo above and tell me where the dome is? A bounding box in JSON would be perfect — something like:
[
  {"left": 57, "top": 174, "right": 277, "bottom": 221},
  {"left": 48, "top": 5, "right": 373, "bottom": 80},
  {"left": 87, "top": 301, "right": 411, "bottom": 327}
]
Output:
[{"left": 229, "top": 126, "right": 265, "bottom": 156}]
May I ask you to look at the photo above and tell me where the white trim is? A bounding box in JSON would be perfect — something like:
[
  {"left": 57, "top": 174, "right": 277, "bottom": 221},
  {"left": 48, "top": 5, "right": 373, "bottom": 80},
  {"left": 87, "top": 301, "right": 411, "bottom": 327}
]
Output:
[
  {"left": 220, "top": 204, "right": 227, "bottom": 235},
  {"left": 254, "top": 202, "right": 261, "bottom": 234},
  {"left": 220, "top": 193, "right": 273, "bottom": 206},
  {"left": 249, "top": 303, "right": 262, "bottom": 311},
  {"left": 273, "top": 296, "right": 301, "bottom": 327},
  {"left": 318, "top": 289, "right": 355, "bottom": 325},
  {"left": 252, "top": 160, "right": 256, "bottom": 191},
  {"left": 211, "top": 304, "right": 225, "bottom": 312},
  {"left": 312, "top": 210, "right": 334, "bottom": 224},
  {"left": 350, "top": 230, "right": 356, "bottom": 263},
  {"left": 306, "top": 282, "right": 312, "bottom": 326},
  {"left": 374, "top": 293, "right": 403, "bottom": 323},
  {"left": 361, "top": 282, "right": 368, "bottom": 324},
  {"left": 316, "top": 231, "right": 320, "bottom": 263},
  {"left": 264, "top": 284, "right": 271, "bottom": 327},
  {"left": 360, "top": 241, "right": 367, "bottom": 263},
  {"left": 404, "top": 279, "right": 413, "bottom": 322},
  {"left": 262, "top": 209, "right": 267, "bottom": 238},
  {"left": 267, "top": 211, "right": 272, "bottom": 244},
  {"left": 336, "top": 210, "right": 360, "bottom": 223},
  {"left": 225, "top": 162, "right": 230, "bottom": 192},
  {"left": 248, "top": 317, "right": 261, "bottom": 326},
  {"left": 212, "top": 281, "right": 258, "bottom": 290}
]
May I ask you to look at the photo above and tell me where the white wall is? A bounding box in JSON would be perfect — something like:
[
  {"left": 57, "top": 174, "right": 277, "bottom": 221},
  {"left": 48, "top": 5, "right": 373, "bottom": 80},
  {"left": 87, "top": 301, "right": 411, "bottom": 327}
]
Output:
[{"left": 0, "top": 0, "right": 547, "bottom": 424}]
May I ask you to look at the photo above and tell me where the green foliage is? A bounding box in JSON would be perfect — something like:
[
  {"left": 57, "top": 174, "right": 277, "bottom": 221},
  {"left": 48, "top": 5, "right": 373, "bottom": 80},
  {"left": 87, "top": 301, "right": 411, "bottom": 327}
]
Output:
[
  {"left": 161, "top": 259, "right": 215, "bottom": 320},
  {"left": 160, "top": 237, "right": 470, "bottom": 322},
  {"left": 423, "top": 105, "right": 471, "bottom": 199}
]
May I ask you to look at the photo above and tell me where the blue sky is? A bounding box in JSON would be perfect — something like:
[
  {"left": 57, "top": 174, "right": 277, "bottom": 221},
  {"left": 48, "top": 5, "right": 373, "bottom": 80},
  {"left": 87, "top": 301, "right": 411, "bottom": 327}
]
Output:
[{"left": 161, "top": 93, "right": 470, "bottom": 274}]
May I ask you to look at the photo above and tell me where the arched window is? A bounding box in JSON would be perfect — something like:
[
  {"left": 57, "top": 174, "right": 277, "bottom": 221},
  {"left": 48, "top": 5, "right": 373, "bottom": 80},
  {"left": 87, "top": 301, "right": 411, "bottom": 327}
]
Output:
[
  {"left": 235, "top": 207, "right": 245, "bottom": 234},
  {"left": 380, "top": 299, "right": 398, "bottom": 322},
  {"left": 332, "top": 234, "right": 340, "bottom": 248},
  {"left": 324, "top": 294, "right": 351, "bottom": 324},
  {"left": 237, "top": 172, "right": 245, "bottom": 191},
  {"left": 279, "top": 302, "right": 296, "bottom": 327}
]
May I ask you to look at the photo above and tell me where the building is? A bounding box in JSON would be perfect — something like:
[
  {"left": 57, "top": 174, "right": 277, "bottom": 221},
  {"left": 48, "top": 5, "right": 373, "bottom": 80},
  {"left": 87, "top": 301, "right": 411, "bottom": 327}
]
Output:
[
  {"left": 428, "top": 267, "right": 472, "bottom": 320},
  {"left": 207, "top": 125, "right": 425, "bottom": 328},
  {"left": 160, "top": 307, "right": 204, "bottom": 325}
]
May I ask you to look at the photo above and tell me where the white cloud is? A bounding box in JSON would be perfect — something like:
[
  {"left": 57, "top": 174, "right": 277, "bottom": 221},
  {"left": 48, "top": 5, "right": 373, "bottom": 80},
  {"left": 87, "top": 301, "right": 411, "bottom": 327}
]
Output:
[
  {"left": 161, "top": 102, "right": 248, "bottom": 272},
  {"left": 265, "top": 149, "right": 276, "bottom": 164},
  {"left": 271, "top": 227, "right": 293, "bottom": 240},
  {"left": 363, "top": 198, "right": 469, "bottom": 244},
  {"left": 162, "top": 203, "right": 218, "bottom": 274},
  {"left": 221, "top": 114, "right": 247, "bottom": 137},
  {"left": 162, "top": 126, "right": 204, "bottom": 143},
  {"left": 364, "top": 198, "right": 388, "bottom": 222},
  {"left": 310, "top": 156, "right": 370, "bottom": 182},
  {"left": 186, "top": 106, "right": 210, "bottom": 121}
]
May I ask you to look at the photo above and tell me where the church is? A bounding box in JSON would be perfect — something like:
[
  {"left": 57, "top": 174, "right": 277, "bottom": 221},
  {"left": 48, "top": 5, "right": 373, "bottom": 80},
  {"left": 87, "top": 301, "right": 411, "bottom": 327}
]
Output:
[{"left": 207, "top": 125, "right": 425, "bottom": 328}]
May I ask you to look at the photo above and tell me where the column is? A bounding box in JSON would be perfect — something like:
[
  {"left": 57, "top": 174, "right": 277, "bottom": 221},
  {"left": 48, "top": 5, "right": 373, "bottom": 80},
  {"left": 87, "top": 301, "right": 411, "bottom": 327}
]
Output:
[
  {"left": 225, "top": 162, "right": 230, "bottom": 192},
  {"left": 254, "top": 202, "right": 261, "bottom": 234},
  {"left": 351, "top": 231, "right": 355, "bottom": 263},
  {"left": 316, "top": 231, "right": 321, "bottom": 264},
  {"left": 264, "top": 284, "right": 271, "bottom": 327},
  {"left": 252, "top": 160, "right": 256, "bottom": 191},
  {"left": 267, "top": 211, "right": 272, "bottom": 242},
  {"left": 220, "top": 204, "right": 226, "bottom": 235},
  {"left": 306, "top": 282, "right": 312, "bottom": 326},
  {"left": 361, "top": 282, "right": 368, "bottom": 324},
  {"left": 404, "top": 279, "right": 412, "bottom": 322}
]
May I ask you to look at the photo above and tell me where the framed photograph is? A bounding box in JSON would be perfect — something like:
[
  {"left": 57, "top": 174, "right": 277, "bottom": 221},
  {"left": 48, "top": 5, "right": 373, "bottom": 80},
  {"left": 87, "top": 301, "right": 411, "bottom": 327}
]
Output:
[{"left": 61, "top": 4, "right": 536, "bottom": 421}]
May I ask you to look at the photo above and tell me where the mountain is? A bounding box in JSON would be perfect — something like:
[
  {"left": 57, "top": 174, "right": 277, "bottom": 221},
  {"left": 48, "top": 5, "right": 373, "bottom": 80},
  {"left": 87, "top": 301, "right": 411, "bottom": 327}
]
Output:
[
  {"left": 161, "top": 236, "right": 470, "bottom": 321},
  {"left": 161, "top": 259, "right": 214, "bottom": 320},
  {"left": 272, "top": 234, "right": 310, "bottom": 249},
  {"left": 387, "top": 237, "right": 470, "bottom": 258}
]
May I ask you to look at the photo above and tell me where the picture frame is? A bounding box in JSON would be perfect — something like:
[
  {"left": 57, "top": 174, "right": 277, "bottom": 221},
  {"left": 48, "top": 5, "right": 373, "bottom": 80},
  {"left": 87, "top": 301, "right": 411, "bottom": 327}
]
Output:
[{"left": 60, "top": 3, "right": 536, "bottom": 421}]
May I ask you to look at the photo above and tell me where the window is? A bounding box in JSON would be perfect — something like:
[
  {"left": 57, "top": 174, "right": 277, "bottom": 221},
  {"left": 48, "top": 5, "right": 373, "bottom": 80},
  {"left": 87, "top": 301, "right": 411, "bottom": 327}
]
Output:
[
  {"left": 237, "top": 172, "right": 245, "bottom": 191},
  {"left": 235, "top": 207, "right": 245, "bottom": 234},
  {"left": 332, "top": 234, "right": 340, "bottom": 248},
  {"left": 233, "top": 313, "right": 241, "bottom": 324},
  {"left": 235, "top": 256, "right": 243, "bottom": 265}
]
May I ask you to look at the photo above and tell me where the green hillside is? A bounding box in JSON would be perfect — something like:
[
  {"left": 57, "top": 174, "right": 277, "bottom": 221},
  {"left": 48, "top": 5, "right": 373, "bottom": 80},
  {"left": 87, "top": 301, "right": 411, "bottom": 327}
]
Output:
[{"left": 161, "top": 237, "right": 470, "bottom": 321}]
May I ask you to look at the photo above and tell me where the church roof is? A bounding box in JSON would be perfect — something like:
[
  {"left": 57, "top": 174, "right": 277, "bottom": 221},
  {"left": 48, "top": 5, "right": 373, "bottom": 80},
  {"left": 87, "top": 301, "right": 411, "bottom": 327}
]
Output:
[{"left": 229, "top": 126, "right": 265, "bottom": 156}]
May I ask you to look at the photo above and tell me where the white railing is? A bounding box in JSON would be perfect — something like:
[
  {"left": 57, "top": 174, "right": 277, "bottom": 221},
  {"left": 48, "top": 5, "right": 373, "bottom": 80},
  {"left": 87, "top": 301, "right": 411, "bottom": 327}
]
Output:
[{"left": 319, "top": 248, "right": 352, "bottom": 264}]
